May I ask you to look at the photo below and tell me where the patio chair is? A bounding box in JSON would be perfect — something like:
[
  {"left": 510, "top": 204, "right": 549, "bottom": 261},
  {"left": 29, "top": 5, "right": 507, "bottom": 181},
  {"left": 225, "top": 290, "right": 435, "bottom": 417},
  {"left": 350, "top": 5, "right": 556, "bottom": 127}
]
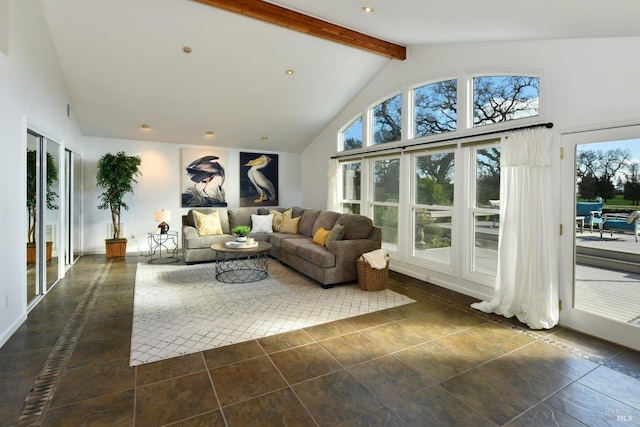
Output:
[
  {"left": 489, "top": 200, "right": 500, "bottom": 228},
  {"left": 576, "top": 202, "right": 604, "bottom": 232},
  {"left": 600, "top": 211, "right": 640, "bottom": 242}
]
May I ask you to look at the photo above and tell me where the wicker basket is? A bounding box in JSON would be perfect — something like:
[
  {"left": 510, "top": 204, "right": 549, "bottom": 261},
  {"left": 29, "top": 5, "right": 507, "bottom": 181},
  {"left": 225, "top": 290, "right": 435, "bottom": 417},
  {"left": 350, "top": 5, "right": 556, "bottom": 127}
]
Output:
[{"left": 356, "top": 257, "right": 389, "bottom": 291}]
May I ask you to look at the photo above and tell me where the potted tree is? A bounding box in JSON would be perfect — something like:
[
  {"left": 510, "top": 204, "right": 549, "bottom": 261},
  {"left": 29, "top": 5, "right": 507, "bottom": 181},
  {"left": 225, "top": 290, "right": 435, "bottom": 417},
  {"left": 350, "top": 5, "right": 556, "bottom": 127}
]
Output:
[
  {"left": 27, "top": 150, "right": 59, "bottom": 263},
  {"left": 96, "top": 151, "right": 142, "bottom": 258}
]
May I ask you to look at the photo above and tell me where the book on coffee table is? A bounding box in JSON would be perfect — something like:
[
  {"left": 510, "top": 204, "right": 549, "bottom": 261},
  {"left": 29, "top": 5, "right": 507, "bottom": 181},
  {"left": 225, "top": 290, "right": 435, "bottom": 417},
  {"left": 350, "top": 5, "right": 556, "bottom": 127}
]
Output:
[{"left": 224, "top": 240, "right": 259, "bottom": 249}]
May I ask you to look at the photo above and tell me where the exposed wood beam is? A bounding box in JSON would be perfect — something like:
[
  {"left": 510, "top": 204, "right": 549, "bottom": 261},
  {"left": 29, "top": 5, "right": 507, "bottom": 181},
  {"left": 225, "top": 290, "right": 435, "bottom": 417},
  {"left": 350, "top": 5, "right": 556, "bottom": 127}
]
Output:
[{"left": 192, "top": 0, "right": 406, "bottom": 60}]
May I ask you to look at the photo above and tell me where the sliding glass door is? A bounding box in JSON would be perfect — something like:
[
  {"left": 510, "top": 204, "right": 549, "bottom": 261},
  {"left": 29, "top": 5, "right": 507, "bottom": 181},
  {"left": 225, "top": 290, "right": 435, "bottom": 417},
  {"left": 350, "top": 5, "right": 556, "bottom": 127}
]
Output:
[
  {"left": 65, "top": 149, "right": 82, "bottom": 267},
  {"left": 26, "top": 130, "right": 61, "bottom": 308}
]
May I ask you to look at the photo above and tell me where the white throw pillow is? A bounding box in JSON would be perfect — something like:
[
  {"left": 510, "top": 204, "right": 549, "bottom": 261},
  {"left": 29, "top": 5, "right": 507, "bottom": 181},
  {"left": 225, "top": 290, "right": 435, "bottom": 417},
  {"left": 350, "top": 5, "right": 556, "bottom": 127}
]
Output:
[{"left": 251, "top": 214, "right": 273, "bottom": 234}]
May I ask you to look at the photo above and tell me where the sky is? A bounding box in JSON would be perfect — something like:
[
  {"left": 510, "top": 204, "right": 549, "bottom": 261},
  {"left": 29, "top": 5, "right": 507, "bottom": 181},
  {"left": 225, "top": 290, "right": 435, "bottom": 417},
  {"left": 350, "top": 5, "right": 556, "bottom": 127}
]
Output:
[{"left": 579, "top": 139, "right": 640, "bottom": 164}]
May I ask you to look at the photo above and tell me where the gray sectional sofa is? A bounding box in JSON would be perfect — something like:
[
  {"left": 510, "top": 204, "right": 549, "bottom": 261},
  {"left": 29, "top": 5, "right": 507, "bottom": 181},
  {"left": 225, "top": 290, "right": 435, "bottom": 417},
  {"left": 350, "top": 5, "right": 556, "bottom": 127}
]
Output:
[{"left": 181, "top": 207, "right": 382, "bottom": 288}]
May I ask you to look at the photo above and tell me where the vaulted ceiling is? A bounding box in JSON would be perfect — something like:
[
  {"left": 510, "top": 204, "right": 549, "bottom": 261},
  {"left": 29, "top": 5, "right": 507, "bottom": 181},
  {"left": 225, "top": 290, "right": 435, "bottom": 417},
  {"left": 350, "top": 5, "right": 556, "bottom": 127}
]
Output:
[{"left": 39, "top": 0, "right": 640, "bottom": 153}]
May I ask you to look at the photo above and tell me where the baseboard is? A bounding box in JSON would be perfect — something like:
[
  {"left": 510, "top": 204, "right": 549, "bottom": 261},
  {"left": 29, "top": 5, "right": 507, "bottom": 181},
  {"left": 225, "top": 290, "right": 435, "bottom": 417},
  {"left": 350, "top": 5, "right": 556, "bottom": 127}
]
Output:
[{"left": 0, "top": 312, "right": 28, "bottom": 349}]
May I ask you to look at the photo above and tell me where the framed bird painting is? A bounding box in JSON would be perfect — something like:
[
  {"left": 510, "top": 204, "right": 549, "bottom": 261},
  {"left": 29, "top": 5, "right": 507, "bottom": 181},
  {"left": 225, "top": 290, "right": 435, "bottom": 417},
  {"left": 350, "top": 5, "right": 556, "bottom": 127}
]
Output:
[
  {"left": 239, "top": 152, "right": 278, "bottom": 207},
  {"left": 181, "top": 148, "right": 228, "bottom": 207}
]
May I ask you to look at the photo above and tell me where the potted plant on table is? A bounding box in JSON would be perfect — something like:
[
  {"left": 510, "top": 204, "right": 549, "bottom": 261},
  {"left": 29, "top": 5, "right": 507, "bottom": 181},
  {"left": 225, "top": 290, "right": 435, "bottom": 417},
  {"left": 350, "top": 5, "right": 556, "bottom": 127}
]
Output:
[
  {"left": 96, "top": 151, "right": 142, "bottom": 258},
  {"left": 231, "top": 225, "right": 251, "bottom": 242},
  {"left": 26, "top": 149, "right": 59, "bottom": 263}
]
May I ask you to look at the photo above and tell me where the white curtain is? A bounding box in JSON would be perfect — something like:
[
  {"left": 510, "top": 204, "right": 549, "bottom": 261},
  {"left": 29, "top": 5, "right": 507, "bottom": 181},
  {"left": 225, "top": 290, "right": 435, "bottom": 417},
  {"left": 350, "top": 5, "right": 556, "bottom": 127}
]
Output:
[
  {"left": 471, "top": 128, "right": 559, "bottom": 329},
  {"left": 327, "top": 159, "right": 341, "bottom": 212}
]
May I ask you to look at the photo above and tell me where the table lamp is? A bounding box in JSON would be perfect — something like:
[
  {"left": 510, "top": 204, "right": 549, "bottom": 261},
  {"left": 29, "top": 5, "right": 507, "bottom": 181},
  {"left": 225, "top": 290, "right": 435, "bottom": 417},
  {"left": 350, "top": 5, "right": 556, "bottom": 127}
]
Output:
[{"left": 155, "top": 210, "right": 171, "bottom": 234}]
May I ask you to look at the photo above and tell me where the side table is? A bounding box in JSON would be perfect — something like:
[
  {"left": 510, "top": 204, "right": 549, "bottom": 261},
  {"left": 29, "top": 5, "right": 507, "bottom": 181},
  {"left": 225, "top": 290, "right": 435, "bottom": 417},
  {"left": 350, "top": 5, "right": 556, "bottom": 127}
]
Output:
[{"left": 148, "top": 231, "right": 179, "bottom": 264}]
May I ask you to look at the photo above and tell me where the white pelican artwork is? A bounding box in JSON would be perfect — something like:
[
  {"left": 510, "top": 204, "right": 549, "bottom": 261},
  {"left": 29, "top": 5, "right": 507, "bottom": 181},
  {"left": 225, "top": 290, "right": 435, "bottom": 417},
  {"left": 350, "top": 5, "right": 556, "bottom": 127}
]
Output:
[{"left": 245, "top": 155, "right": 276, "bottom": 202}]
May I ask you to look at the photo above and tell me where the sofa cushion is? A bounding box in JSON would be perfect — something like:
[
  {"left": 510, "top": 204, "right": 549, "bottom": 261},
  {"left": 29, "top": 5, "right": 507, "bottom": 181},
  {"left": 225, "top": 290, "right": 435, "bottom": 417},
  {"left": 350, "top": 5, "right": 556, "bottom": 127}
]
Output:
[
  {"left": 187, "top": 208, "right": 230, "bottom": 234},
  {"left": 280, "top": 216, "right": 301, "bottom": 234},
  {"left": 313, "top": 211, "right": 341, "bottom": 235},
  {"left": 312, "top": 227, "right": 331, "bottom": 246},
  {"left": 251, "top": 214, "right": 273, "bottom": 233},
  {"left": 325, "top": 224, "right": 344, "bottom": 247},
  {"left": 336, "top": 214, "right": 374, "bottom": 240},
  {"left": 193, "top": 210, "right": 223, "bottom": 236},
  {"left": 298, "top": 209, "right": 321, "bottom": 237},
  {"left": 281, "top": 236, "right": 313, "bottom": 254},
  {"left": 270, "top": 209, "right": 292, "bottom": 232},
  {"left": 289, "top": 206, "right": 305, "bottom": 218},
  {"left": 184, "top": 231, "right": 231, "bottom": 249},
  {"left": 297, "top": 244, "right": 336, "bottom": 268},
  {"left": 269, "top": 232, "right": 306, "bottom": 248},
  {"left": 228, "top": 208, "right": 256, "bottom": 229}
]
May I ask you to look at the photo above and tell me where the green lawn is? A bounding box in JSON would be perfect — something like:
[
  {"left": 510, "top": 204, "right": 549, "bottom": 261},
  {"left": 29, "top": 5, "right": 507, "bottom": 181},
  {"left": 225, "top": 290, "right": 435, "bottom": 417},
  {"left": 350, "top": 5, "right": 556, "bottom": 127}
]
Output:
[{"left": 578, "top": 195, "right": 639, "bottom": 211}]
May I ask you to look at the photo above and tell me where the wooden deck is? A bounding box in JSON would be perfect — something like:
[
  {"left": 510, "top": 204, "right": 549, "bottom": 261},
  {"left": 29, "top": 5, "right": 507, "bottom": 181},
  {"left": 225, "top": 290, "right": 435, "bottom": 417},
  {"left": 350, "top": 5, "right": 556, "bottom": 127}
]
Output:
[{"left": 575, "top": 231, "right": 640, "bottom": 325}]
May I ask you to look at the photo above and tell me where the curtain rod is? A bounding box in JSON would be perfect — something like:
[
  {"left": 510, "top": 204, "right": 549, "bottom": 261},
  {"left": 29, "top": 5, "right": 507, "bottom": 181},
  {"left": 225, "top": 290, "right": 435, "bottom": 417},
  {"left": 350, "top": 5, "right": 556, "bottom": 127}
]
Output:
[{"left": 331, "top": 122, "right": 554, "bottom": 159}]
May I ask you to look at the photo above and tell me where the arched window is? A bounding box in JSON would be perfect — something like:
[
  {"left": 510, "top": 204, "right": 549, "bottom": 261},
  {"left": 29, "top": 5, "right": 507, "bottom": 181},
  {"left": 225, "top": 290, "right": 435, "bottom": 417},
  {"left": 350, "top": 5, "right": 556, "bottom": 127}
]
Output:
[
  {"left": 413, "top": 79, "right": 457, "bottom": 138},
  {"left": 472, "top": 75, "right": 539, "bottom": 127},
  {"left": 340, "top": 116, "right": 363, "bottom": 151},
  {"left": 371, "top": 94, "right": 402, "bottom": 145}
]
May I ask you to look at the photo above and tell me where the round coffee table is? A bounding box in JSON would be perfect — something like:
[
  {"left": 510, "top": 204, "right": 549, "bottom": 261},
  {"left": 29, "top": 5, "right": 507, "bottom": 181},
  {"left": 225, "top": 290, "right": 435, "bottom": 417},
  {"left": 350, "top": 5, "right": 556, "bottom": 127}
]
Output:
[{"left": 211, "top": 241, "right": 272, "bottom": 283}]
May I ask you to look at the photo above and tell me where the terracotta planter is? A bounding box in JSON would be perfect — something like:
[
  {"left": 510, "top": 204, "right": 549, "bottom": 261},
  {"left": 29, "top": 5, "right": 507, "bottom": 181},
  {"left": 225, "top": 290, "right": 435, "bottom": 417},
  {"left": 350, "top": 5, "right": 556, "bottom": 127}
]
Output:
[
  {"left": 26, "top": 241, "right": 53, "bottom": 264},
  {"left": 105, "top": 239, "right": 127, "bottom": 258}
]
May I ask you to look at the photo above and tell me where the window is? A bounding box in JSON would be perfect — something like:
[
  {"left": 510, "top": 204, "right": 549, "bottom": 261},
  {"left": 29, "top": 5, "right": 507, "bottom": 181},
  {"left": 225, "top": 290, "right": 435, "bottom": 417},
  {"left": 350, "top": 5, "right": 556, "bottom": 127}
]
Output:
[
  {"left": 372, "top": 94, "right": 402, "bottom": 145},
  {"left": 341, "top": 116, "right": 362, "bottom": 151},
  {"left": 413, "top": 79, "right": 457, "bottom": 138},
  {"left": 472, "top": 76, "right": 539, "bottom": 127},
  {"left": 340, "top": 161, "right": 361, "bottom": 214},
  {"left": 471, "top": 144, "right": 500, "bottom": 276},
  {"left": 411, "top": 151, "right": 455, "bottom": 266},
  {"left": 371, "top": 157, "right": 400, "bottom": 252}
]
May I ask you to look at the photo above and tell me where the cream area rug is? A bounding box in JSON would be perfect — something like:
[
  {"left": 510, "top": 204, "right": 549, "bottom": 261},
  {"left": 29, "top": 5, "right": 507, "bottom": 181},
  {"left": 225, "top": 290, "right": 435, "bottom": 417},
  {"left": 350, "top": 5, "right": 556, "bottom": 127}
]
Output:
[{"left": 130, "top": 260, "right": 415, "bottom": 366}]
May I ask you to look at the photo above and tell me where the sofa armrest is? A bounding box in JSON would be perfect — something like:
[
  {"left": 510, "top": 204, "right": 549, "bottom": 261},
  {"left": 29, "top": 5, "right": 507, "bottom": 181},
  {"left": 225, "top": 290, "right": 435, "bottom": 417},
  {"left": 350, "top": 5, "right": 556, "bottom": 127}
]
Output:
[
  {"left": 182, "top": 225, "right": 198, "bottom": 249},
  {"left": 327, "top": 239, "right": 382, "bottom": 272}
]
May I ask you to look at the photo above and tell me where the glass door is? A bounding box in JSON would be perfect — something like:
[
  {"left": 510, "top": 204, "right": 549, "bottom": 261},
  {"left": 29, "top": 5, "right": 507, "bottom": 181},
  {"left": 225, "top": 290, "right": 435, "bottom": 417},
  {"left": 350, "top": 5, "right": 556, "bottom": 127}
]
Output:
[
  {"left": 560, "top": 126, "right": 640, "bottom": 351},
  {"left": 64, "top": 149, "right": 81, "bottom": 267},
  {"left": 26, "top": 130, "right": 61, "bottom": 308},
  {"left": 45, "top": 139, "right": 61, "bottom": 290},
  {"left": 26, "top": 131, "right": 41, "bottom": 306}
]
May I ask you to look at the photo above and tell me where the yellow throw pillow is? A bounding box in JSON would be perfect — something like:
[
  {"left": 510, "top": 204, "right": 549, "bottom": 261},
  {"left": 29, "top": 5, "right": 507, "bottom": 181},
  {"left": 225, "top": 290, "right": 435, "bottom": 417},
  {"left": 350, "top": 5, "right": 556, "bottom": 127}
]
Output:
[
  {"left": 270, "top": 209, "right": 292, "bottom": 232},
  {"left": 312, "top": 227, "right": 331, "bottom": 246},
  {"left": 280, "top": 216, "right": 300, "bottom": 234},
  {"left": 193, "top": 210, "right": 223, "bottom": 236}
]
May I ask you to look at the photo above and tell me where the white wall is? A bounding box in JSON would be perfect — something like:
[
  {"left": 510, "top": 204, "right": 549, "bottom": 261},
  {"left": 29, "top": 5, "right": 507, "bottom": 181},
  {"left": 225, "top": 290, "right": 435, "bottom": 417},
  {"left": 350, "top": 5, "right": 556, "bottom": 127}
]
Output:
[
  {"left": 0, "top": 0, "right": 84, "bottom": 347},
  {"left": 81, "top": 137, "right": 301, "bottom": 255},
  {"left": 301, "top": 37, "right": 640, "bottom": 297},
  {"left": 0, "top": 0, "right": 302, "bottom": 348}
]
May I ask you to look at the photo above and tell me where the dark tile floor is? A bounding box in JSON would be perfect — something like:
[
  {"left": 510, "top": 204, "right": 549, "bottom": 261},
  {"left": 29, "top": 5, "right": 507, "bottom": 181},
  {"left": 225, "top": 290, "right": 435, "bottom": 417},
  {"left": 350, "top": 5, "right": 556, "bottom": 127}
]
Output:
[{"left": 2, "top": 255, "right": 640, "bottom": 426}]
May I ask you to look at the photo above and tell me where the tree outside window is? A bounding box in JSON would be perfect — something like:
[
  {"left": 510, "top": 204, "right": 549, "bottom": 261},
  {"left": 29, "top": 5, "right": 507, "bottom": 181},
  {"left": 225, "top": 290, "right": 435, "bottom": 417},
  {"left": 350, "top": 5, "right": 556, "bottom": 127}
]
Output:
[
  {"left": 341, "top": 161, "right": 361, "bottom": 214},
  {"left": 415, "top": 153, "right": 454, "bottom": 206},
  {"left": 414, "top": 79, "right": 457, "bottom": 138},
  {"left": 473, "top": 76, "right": 539, "bottom": 126},
  {"left": 341, "top": 117, "right": 362, "bottom": 151},
  {"left": 372, "top": 158, "right": 400, "bottom": 248},
  {"left": 372, "top": 94, "right": 402, "bottom": 145},
  {"left": 577, "top": 147, "right": 633, "bottom": 203},
  {"left": 476, "top": 147, "right": 501, "bottom": 207}
]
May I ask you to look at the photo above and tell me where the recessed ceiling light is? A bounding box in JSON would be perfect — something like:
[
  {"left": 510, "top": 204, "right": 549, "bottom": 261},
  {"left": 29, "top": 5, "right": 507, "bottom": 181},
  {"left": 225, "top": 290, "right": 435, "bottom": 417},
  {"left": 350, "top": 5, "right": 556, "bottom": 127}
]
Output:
[
  {"left": 285, "top": 69, "right": 294, "bottom": 75},
  {"left": 362, "top": 6, "right": 374, "bottom": 13},
  {"left": 141, "top": 124, "right": 150, "bottom": 130},
  {"left": 182, "top": 46, "right": 192, "bottom": 53},
  {"left": 205, "top": 131, "right": 214, "bottom": 136}
]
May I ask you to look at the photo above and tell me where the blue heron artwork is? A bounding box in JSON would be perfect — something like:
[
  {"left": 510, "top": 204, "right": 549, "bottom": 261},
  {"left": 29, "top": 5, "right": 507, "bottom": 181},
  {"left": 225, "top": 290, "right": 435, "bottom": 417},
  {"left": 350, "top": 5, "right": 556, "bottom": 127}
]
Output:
[
  {"left": 181, "top": 149, "right": 228, "bottom": 207},
  {"left": 240, "top": 152, "right": 278, "bottom": 207}
]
